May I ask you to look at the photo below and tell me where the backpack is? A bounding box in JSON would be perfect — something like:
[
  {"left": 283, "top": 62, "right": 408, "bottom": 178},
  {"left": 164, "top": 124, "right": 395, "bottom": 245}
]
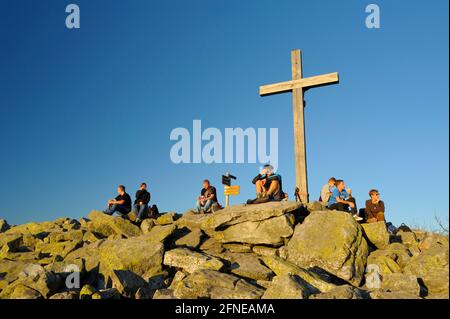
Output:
[
  {"left": 386, "top": 222, "right": 397, "bottom": 235},
  {"left": 396, "top": 223, "right": 412, "bottom": 233},
  {"left": 148, "top": 204, "right": 159, "bottom": 218}
]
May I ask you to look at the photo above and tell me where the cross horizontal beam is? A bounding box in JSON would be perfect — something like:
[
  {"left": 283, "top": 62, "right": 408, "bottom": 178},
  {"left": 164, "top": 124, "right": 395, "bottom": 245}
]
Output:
[{"left": 259, "top": 72, "right": 339, "bottom": 96}]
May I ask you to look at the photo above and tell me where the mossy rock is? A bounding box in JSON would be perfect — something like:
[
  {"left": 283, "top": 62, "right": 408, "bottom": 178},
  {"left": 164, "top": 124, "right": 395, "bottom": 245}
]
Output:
[{"left": 287, "top": 211, "right": 368, "bottom": 286}]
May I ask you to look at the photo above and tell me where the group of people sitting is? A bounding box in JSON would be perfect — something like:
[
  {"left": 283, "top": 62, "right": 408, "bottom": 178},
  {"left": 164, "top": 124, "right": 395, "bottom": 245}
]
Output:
[
  {"left": 196, "top": 164, "right": 287, "bottom": 213},
  {"left": 320, "top": 177, "right": 386, "bottom": 223},
  {"left": 196, "top": 168, "right": 386, "bottom": 224},
  {"left": 101, "top": 166, "right": 386, "bottom": 225},
  {"left": 103, "top": 182, "right": 157, "bottom": 223}
]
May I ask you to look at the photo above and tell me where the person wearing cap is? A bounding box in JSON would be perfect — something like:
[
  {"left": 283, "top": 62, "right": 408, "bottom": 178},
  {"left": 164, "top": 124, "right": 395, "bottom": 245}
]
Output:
[{"left": 365, "top": 189, "right": 385, "bottom": 223}]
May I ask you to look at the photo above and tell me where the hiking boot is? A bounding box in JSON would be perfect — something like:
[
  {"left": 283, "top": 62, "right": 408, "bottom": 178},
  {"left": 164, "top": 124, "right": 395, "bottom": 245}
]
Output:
[{"left": 353, "top": 214, "right": 363, "bottom": 221}]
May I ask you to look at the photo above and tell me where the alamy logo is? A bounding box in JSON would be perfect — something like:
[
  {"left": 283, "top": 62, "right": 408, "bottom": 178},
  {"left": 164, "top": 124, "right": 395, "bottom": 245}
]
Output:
[
  {"left": 65, "top": 4, "right": 80, "bottom": 29},
  {"left": 365, "top": 264, "right": 382, "bottom": 289},
  {"left": 365, "top": 4, "right": 381, "bottom": 29},
  {"left": 64, "top": 264, "right": 81, "bottom": 289},
  {"left": 170, "top": 120, "right": 279, "bottom": 171}
]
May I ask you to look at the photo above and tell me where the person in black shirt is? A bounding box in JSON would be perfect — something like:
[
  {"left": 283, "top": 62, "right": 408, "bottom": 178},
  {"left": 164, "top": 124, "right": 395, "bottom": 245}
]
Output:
[
  {"left": 132, "top": 182, "right": 151, "bottom": 223},
  {"left": 248, "top": 164, "right": 286, "bottom": 204},
  {"left": 196, "top": 179, "right": 217, "bottom": 213},
  {"left": 103, "top": 185, "right": 132, "bottom": 216}
]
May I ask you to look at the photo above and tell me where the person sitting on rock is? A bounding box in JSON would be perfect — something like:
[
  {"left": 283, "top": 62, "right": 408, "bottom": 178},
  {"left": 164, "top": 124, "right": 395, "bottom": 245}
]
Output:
[
  {"left": 247, "top": 164, "right": 286, "bottom": 204},
  {"left": 319, "top": 177, "right": 336, "bottom": 204},
  {"left": 196, "top": 179, "right": 218, "bottom": 214},
  {"left": 103, "top": 185, "right": 132, "bottom": 217},
  {"left": 345, "top": 188, "right": 363, "bottom": 221},
  {"left": 365, "top": 189, "right": 385, "bottom": 223},
  {"left": 328, "top": 180, "right": 361, "bottom": 220},
  {"left": 132, "top": 182, "right": 151, "bottom": 223}
]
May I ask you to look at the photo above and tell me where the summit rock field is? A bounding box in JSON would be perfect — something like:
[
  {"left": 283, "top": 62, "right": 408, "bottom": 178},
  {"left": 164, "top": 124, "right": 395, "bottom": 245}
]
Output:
[{"left": 0, "top": 201, "right": 448, "bottom": 299}]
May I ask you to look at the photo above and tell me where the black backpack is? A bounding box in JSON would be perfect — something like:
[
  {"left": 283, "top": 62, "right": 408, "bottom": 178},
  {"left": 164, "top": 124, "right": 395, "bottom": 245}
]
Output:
[
  {"left": 396, "top": 223, "right": 412, "bottom": 233},
  {"left": 148, "top": 204, "right": 159, "bottom": 218}
]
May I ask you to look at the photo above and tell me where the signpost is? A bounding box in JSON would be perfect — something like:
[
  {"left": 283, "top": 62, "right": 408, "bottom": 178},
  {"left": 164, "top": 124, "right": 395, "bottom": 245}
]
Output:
[{"left": 222, "top": 172, "right": 238, "bottom": 207}]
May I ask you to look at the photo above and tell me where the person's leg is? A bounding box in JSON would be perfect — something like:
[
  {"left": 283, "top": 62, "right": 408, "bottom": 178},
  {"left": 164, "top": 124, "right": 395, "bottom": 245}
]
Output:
[
  {"left": 203, "top": 199, "right": 213, "bottom": 213},
  {"left": 344, "top": 204, "right": 351, "bottom": 212},
  {"left": 329, "top": 203, "right": 346, "bottom": 211},
  {"left": 104, "top": 204, "right": 118, "bottom": 215},
  {"left": 267, "top": 180, "right": 280, "bottom": 199},
  {"left": 115, "top": 205, "right": 130, "bottom": 217},
  {"left": 196, "top": 200, "right": 203, "bottom": 213},
  {"left": 347, "top": 197, "right": 357, "bottom": 215},
  {"left": 255, "top": 180, "right": 265, "bottom": 197},
  {"left": 137, "top": 205, "right": 148, "bottom": 220},
  {"left": 131, "top": 204, "right": 138, "bottom": 216},
  {"left": 328, "top": 203, "right": 338, "bottom": 211}
]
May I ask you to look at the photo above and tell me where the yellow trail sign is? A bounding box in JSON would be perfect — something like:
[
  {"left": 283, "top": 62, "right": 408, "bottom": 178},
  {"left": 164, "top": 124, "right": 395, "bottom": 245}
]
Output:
[{"left": 224, "top": 185, "right": 240, "bottom": 196}]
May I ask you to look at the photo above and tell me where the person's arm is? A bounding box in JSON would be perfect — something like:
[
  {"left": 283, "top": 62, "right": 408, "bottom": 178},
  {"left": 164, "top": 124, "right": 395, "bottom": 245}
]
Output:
[
  {"left": 144, "top": 192, "right": 151, "bottom": 205},
  {"left": 199, "top": 189, "right": 206, "bottom": 202},
  {"left": 379, "top": 201, "right": 385, "bottom": 213},
  {"left": 205, "top": 187, "right": 217, "bottom": 201},
  {"left": 252, "top": 174, "right": 265, "bottom": 184},
  {"left": 112, "top": 198, "right": 125, "bottom": 205},
  {"left": 266, "top": 180, "right": 280, "bottom": 196}
]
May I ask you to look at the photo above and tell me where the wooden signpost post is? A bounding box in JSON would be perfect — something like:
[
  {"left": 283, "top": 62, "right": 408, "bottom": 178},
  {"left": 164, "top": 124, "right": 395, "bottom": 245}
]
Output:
[
  {"left": 259, "top": 49, "right": 339, "bottom": 203},
  {"left": 222, "top": 173, "right": 238, "bottom": 207}
]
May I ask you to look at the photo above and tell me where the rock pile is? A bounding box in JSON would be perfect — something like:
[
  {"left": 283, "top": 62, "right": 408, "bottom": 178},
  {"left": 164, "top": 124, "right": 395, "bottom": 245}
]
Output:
[{"left": 0, "top": 203, "right": 448, "bottom": 299}]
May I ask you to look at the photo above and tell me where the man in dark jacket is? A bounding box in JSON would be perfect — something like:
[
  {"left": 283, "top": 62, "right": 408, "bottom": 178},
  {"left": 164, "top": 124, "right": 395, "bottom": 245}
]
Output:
[
  {"left": 247, "top": 164, "right": 286, "bottom": 204},
  {"left": 103, "top": 185, "right": 132, "bottom": 217},
  {"left": 132, "top": 182, "right": 151, "bottom": 223}
]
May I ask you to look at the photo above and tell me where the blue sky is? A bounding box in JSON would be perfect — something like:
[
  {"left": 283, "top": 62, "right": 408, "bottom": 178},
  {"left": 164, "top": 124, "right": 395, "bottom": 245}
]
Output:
[{"left": 0, "top": 0, "right": 448, "bottom": 228}]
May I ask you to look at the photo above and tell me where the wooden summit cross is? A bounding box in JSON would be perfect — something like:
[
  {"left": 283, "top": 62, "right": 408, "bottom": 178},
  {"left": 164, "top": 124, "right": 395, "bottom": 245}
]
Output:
[{"left": 259, "top": 49, "right": 339, "bottom": 203}]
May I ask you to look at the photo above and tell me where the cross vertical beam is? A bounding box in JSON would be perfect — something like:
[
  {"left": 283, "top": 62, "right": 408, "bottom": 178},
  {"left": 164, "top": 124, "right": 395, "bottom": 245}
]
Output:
[{"left": 291, "top": 50, "right": 309, "bottom": 203}]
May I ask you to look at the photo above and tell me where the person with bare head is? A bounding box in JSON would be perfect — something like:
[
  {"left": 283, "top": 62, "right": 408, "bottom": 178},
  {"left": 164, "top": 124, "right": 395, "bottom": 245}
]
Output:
[
  {"left": 328, "top": 180, "right": 361, "bottom": 220},
  {"left": 132, "top": 182, "right": 151, "bottom": 223},
  {"left": 103, "top": 185, "right": 132, "bottom": 217},
  {"left": 196, "top": 179, "right": 218, "bottom": 214},
  {"left": 365, "top": 189, "right": 385, "bottom": 223},
  {"left": 320, "top": 177, "right": 336, "bottom": 204}
]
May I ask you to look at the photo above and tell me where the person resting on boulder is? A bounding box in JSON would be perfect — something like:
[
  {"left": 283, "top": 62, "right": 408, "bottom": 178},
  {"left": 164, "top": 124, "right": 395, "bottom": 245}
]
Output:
[
  {"left": 247, "top": 164, "right": 287, "bottom": 204},
  {"left": 196, "top": 179, "right": 219, "bottom": 214},
  {"left": 103, "top": 184, "right": 132, "bottom": 217},
  {"left": 132, "top": 182, "right": 151, "bottom": 223},
  {"left": 327, "top": 180, "right": 362, "bottom": 221},
  {"left": 365, "top": 189, "right": 385, "bottom": 223},
  {"left": 346, "top": 188, "right": 363, "bottom": 221},
  {"left": 319, "top": 177, "right": 336, "bottom": 204}
]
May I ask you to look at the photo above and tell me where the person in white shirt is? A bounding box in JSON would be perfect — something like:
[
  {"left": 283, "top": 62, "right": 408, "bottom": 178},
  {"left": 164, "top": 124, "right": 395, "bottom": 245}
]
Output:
[{"left": 320, "top": 177, "right": 336, "bottom": 204}]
